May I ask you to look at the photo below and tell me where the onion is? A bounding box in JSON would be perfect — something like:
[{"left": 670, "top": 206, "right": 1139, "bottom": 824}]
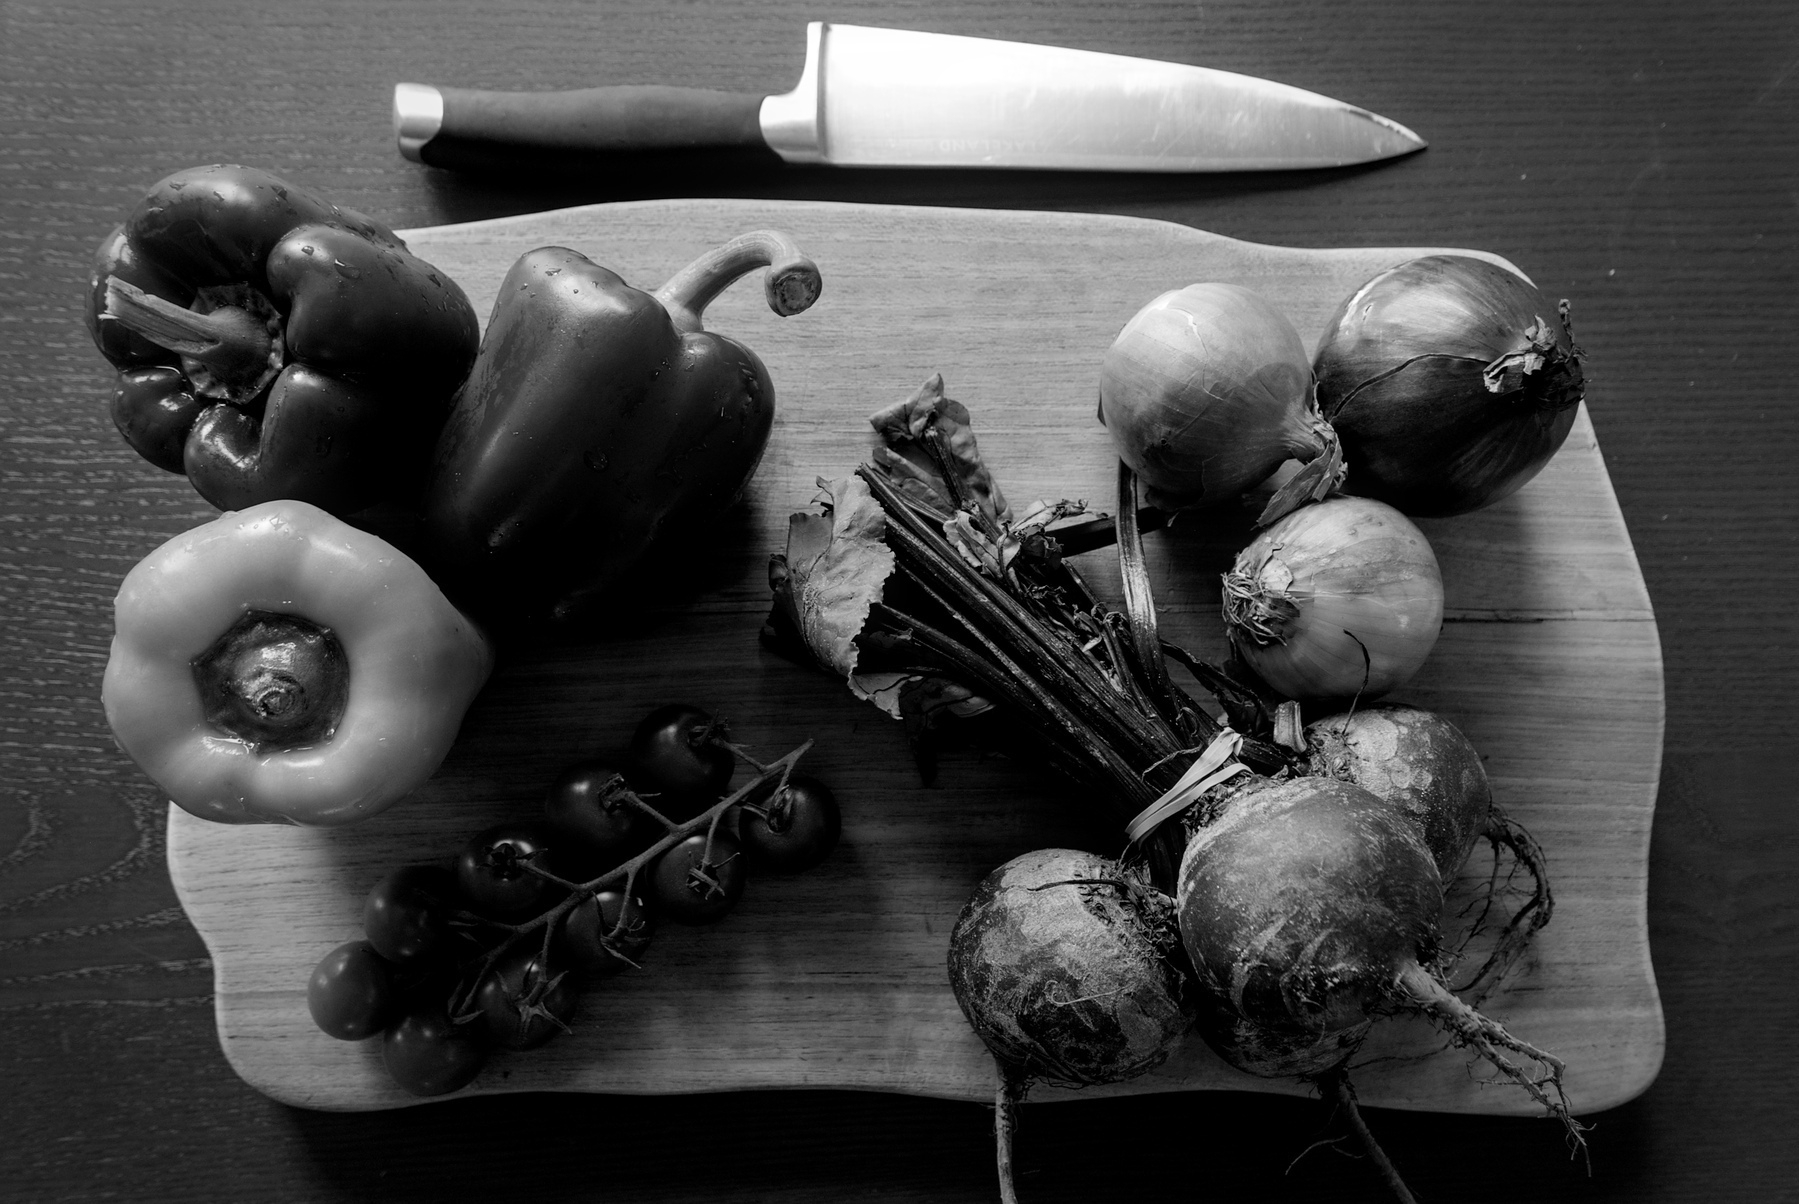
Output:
[
  {"left": 1221, "top": 496, "right": 1442, "bottom": 701},
  {"left": 1098, "top": 283, "right": 1336, "bottom": 510},
  {"left": 1313, "top": 254, "right": 1585, "bottom": 517}
]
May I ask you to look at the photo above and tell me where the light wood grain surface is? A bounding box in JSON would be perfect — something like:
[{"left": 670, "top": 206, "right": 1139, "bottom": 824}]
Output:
[{"left": 167, "top": 199, "right": 1664, "bottom": 1114}]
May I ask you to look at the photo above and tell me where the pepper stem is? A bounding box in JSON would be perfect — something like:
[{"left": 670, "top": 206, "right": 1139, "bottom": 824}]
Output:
[
  {"left": 652, "top": 229, "right": 822, "bottom": 334},
  {"left": 101, "top": 276, "right": 281, "bottom": 395}
]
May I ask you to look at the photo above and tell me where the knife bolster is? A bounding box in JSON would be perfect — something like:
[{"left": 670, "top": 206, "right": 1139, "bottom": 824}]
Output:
[{"left": 757, "top": 20, "right": 825, "bottom": 164}]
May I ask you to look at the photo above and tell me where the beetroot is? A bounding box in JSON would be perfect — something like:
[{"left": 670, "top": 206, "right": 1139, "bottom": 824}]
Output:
[
  {"left": 1305, "top": 704, "right": 1553, "bottom": 997},
  {"left": 1178, "top": 778, "right": 1441, "bottom": 1077},
  {"left": 1305, "top": 705, "right": 1489, "bottom": 875},
  {"left": 948, "top": 848, "right": 1191, "bottom": 1203},
  {"left": 1176, "top": 776, "right": 1581, "bottom": 1152}
]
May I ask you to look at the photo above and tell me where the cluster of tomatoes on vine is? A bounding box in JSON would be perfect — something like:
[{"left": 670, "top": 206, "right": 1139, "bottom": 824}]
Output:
[{"left": 305, "top": 703, "right": 840, "bottom": 1096}]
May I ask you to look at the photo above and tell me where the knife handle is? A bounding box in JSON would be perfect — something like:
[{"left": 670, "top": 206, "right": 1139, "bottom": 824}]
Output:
[{"left": 394, "top": 82, "right": 769, "bottom": 166}]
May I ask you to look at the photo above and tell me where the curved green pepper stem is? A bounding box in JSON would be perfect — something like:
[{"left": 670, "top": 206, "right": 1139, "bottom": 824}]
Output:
[{"left": 652, "top": 229, "right": 822, "bottom": 335}]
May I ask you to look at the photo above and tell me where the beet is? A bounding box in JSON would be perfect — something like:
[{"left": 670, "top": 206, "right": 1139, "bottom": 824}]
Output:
[
  {"left": 1179, "top": 777, "right": 1442, "bottom": 1077},
  {"left": 948, "top": 848, "right": 1191, "bottom": 1203},
  {"left": 1305, "top": 705, "right": 1490, "bottom": 875},
  {"left": 1305, "top": 704, "right": 1553, "bottom": 997},
  {"left": 1176, "top": 776, "right": 1581, "bottom": 1154}
]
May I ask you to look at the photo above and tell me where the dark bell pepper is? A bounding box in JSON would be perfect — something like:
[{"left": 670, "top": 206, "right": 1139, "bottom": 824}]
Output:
[
  {"left": 84, "top": 164, "right": 481, "bottom": 515},
  {"left": 422, "top": 229, "right": 822, "bottom": 625}
]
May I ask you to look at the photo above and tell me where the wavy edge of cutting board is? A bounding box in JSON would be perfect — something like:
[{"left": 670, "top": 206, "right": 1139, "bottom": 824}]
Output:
[{"left": 167, "top": 198, "right": 1666, "bottom": 1116}]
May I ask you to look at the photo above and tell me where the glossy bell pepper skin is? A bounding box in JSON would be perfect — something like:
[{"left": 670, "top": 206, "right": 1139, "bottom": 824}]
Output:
[
  {"left": 85, "top": 164, "right": 480, "bottom": 515},
  {"left": 423, "top": 231, "right": 821, "bottom": 625},
  {"left": 102, "top": 500, "right": 494, "bottom": 825}
]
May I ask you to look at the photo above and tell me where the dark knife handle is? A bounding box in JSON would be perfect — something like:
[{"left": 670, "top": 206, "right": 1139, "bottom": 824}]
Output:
[{"left": 395, "top": 82, "right": 769, "bottom": 166}]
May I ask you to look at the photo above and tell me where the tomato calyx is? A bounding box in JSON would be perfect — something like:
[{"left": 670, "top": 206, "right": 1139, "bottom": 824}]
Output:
[
  {"left": 557, "top": 887, "right": 655, "bottom": 976},
  {"left": 468, "top": 945, "right": 578, "bottom": 1049},
  {"left": 739, "top": 776, "right": 840, "bottom": 874},
  {"left": 626, "top": 703, "right": 737, "bottom": 818},
  {"left": 455, "top": 824, "right": 558, "bottom": 921},
  {"left": 685, "top": 843, "right": 743, "bottom": 899},
  {"left": 739, "top": 787, "right": 793, "bottom": 834}
]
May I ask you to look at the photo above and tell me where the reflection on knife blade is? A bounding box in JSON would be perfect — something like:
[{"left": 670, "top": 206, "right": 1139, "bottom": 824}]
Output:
[{"left": 394, "top": 22, "right": 1424, "bottom": 173}]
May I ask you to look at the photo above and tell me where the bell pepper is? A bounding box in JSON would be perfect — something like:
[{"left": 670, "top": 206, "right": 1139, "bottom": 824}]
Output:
[
  {"left": 102, "top": 500, "right": 494, "bottom": 825},
  {"left": 84, "top": 164, "right": 481, "bottom": 516},
  {"left": 421, "top": 229, "right": 821, "bottom": 626}
]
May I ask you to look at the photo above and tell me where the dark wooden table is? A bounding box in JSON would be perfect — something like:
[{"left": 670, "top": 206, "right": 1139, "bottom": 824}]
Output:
[{"left": 4, "top": 1, "right": 1794, "bottom": 1200}]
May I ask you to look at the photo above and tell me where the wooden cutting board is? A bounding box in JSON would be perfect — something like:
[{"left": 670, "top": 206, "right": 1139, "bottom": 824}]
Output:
[{"left": 165, "top": 199, "right": 1664, "bottom": 1115}]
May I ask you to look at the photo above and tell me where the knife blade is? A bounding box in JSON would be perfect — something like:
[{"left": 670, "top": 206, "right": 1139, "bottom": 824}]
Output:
[{"left": 394, "top": 23, "right": 1424, "bottom": 173}]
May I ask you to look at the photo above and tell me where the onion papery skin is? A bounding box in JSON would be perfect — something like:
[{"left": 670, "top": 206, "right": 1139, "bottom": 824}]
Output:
[
  {"left": 1099, "top": 283, "right": 1329, "bottom": 508},
  {"left": 1313, "top": 255, "right": 1584, "bottom": 517},
  {"left": 1222, "top": 497, "right": 1443, "bottom": 702}
]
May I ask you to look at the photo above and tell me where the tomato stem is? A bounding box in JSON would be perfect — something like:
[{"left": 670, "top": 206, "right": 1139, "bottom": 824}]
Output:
[
  {"left": 446, "top": 741, "right": 814, "bottom": 1020},
  {"left": 720, "top": 738, "right": 771, "bottom": 774}
]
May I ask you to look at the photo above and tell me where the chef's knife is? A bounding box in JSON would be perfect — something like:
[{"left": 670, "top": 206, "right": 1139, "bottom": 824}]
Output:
[{"left": 394, "top": 22, "right": 1423, "bottom": 172}]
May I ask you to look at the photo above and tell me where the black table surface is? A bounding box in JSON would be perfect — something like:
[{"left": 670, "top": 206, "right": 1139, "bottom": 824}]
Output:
[{"left": 4, "top": 1, "right": 1795, "bottom": 1200}]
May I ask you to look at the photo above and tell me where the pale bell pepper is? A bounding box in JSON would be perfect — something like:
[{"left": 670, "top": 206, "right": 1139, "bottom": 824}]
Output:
[{"left": 102, "top": 500, "right": 493, "bottom": 825}]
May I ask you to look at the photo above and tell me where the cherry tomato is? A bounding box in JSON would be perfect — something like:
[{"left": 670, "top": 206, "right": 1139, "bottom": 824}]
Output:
[
  {"left": 382, "top": 1004, "right": 487, "bottom": 1097},
  {"left": 557, "top": 888, "right": 654, "bottom": 977},
  {"left": 626, "top": 703, "right": 734, "bottom": 821},
  {"left": 646, "top": 831, "right": 746, "bottom": 925},
  {"left": 307, "top": 939, "right": 400, "bottom": 1040},
  {"left": 363, "top": 864, "right": 460, "bottom": 967},
  {"left": 544, "top": 760, "right": 645, "bottom": 877},
  {"left": 740, "top": 775, "right": 841, "bottom": 874},
  {"left": 455, "top": 822, "right": 555, "bottom": 921},
  {"left": 473, "top": 944, "right": 580, "bottom": 1050}
]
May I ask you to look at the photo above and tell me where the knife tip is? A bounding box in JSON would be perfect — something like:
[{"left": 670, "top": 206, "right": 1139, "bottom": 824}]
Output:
[{"left": 1363, "top": 108, "right": 1428, "bottom": 158}]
